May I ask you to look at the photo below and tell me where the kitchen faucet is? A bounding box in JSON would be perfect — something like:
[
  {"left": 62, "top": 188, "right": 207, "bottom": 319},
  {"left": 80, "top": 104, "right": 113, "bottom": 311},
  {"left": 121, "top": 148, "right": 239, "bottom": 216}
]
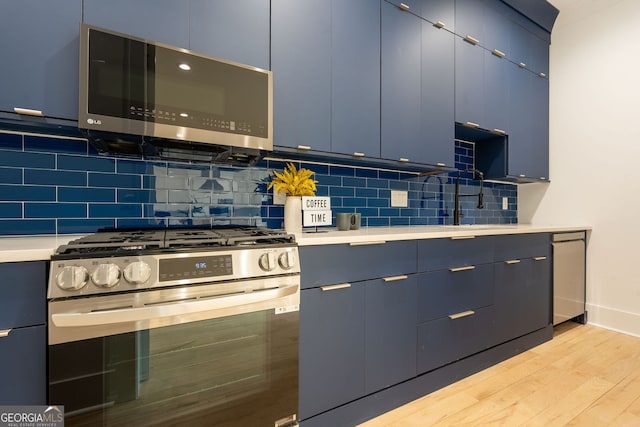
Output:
[{"left": 453, "top": 169, "right": 484, "bottom": 225}]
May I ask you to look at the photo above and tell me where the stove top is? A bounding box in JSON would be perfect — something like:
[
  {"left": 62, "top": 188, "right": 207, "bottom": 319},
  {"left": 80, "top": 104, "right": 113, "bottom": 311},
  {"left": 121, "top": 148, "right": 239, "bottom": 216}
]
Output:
[{"left": 55, "top": 226, "right": 295, "bottom": 258}]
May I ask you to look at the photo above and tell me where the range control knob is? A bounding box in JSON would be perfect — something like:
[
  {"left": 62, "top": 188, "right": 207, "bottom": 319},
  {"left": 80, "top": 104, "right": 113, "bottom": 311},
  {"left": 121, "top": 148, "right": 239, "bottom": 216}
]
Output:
[
  {"left": 259, "top": 252, "right": 277, "bottom": 271},
  {"left": 56, "top": 265, "right": 90, "bottom": 291},
  {"left": 278, "top": 250, "right": 296, "bottom": 270},
  {"left": 123, "top": 261, "right": 151, "bottom": 285},
  {"left": 91, "top": 263, "right": 121, "bottom": 288}
]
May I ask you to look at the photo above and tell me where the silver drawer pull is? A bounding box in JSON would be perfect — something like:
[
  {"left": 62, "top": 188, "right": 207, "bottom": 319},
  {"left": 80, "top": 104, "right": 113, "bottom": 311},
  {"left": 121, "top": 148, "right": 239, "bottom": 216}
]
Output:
[
  {"left": 492, "top": 128, "right": 506, "bottom": 135},
  {"left": 436, "top": 162, "right": 446, "bottom": 167},
  {"left": 14, "top": 107, "right": 43, "bottom": 116},
  {"left": 349, "top": 241, "right": 386, "bottom": 246},
  {"left": 399, "top": 158, "right": 410, "bottom": 162},
  {"left": 297, "top": 145, "right": 311, "bottom": 150},
  {"left": 383, "top": 275, "right": 408, "bottom": 282},
  {"left": 353, "top": 152, "right": 365, "bottom": 157},
  {"left": 505, "top": 259, "right": 521, "bottom": 265},
  {"left": 464, "top": 35, "right": 480, "bottom": 45},
  {"left": 321, "top": 283, "right": 351, "bottom": 292},
  {"left": 492, "top": 49, "right": 506, "bottom": 58},
  {"left": 519, "top": 174, "right": 526, "bottom": 178},
  {"left": 518, "top": 62, "right": 527, "bottom": 68},
  {"left": 399, "top": 2, "right": 410, "bottom": 11},
  {"left": 538, "top": 72, "right": 547, "bottom": 78},
  {"left": 449, "top": 310, "right": 475, "bottom": 320},
  {"left": 464, "top": 121, "right": 479, "bottom": 128},
  {"left": 0, "top": 329, "right": 12, "bottom": 338},
  {"left": 533, "top": 256, "right": 548, "bottom": 261},
  {"left": 434, "top": 21, "right": 446, "bottom": 29},
  {"left": 449, "top": 265, "right": 475, "bottom": 273},
  {"left": 450, "top": 235, "right": 476, "bottom": 240}
]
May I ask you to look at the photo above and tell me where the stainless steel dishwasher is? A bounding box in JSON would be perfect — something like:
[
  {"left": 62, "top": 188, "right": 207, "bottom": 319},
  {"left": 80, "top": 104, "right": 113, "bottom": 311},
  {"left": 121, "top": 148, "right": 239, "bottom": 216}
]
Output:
[{"left": 552, "top": 232, "right": 586, "bottom": 325}]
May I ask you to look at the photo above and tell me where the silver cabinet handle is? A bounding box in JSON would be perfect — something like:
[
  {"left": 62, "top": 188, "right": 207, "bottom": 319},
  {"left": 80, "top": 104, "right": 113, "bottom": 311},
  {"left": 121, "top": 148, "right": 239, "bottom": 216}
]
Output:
[
  {"left": 297, "top": 145, "right": 311, "bottom": 150},
  {"left": 449, "top": 310, "right": 475, "bottom": 320},
  {"left": 519, "top": 174, "right": 526, "bottom": 178},
  {"left": 505, "top": 259, "right": 521, "bottom": 265},
  {"left": 349, "top": 241, "right": 386, "bottom": 246},
  {"left": 434, "top": 21, "right": 446, "bottom": 29},
  {"left": 399, "top": 2, "right": 410, "bottom": 11},
  {"left": 539, "top": 177, "right": 547, "bottom": 180},
  {"left": 14, "top": 107, "right": 43, "bottom": 116},
  {"left": 449, "top": 265, "right": 475, "bottom": 273},
  {"left": 538, "top": 72, "right": 547, "bottom": 78},
  {"left": 450, "top": 235, "right": 476, "bottom": 240},
  {"left": 492, "top": 49, "right": 506, "bottom": 58},
  {"left": 436, "top": 162, "right": 446, "bottom": 167},
  {"left": 353, "top": 152, "right": 365, "bottom": 157},
  {"left": 492, "top": 128, "right": 506, "bottom": 135},
  {"left": 321, "top": 283, "right": 351, "bottom": 292},
  {"left": 464, "top": 121, "right": 479, "bottom": 128},
  {"left": 464, "top": 35, "right": 480, "bottom": 45},
  {"left": 399, "top": 158, "right": 410, "bottom": 162},
  {"left": 383, "top": 275, "right": 408, "bottom": 282},
  {"left": 518, "top": 62, "right": 527, "bottom": 68},
  {"left": 0, "top": 329, "right": 12, "bottom": 338},
  {"left": 533, "top": 256, "right": 548, "bottom": 261}
]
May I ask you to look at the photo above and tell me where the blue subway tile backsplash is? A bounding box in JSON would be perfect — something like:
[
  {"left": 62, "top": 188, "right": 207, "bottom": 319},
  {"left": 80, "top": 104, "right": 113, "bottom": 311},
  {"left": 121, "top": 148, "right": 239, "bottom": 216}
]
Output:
[{"left": 0, "top": 129, "right": 517, "bottom": 235}]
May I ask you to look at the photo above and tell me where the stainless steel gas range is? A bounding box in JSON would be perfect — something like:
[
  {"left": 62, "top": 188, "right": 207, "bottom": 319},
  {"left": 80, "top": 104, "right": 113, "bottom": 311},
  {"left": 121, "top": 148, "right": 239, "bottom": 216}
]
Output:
[{"left": 47, "top": 226, "right": 300, "bottom": 427}]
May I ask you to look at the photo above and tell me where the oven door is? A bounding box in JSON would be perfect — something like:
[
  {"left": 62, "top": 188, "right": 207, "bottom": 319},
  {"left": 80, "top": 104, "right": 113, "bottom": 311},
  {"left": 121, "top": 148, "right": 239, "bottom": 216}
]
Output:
[{"left": 48, "top": 276, "right": 299, "bottom": 427}]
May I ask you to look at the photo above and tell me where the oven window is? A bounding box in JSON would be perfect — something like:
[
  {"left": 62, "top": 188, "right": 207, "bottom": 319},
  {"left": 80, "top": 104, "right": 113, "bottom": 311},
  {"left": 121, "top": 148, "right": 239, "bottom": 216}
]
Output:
[{"left": 49, "top": 310, "right": 298, "bottom": 427}]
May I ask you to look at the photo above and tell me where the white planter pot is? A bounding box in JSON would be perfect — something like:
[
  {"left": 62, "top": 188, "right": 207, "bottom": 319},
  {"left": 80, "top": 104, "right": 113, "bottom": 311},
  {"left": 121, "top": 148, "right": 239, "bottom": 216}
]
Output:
[{"left": 284, "top": 196, "right": 302, "bottom": 234}]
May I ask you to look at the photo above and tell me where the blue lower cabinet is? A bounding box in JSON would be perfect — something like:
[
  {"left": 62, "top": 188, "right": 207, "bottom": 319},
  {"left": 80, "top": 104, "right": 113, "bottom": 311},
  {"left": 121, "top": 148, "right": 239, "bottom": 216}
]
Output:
[
  {"left": 0, "top": 325, "right": 46, "bottom": 404},
  {"left": 365, "top": 275, "right": 417, "bottom": 393},
  {"left": 0, "top": 261, "right": 46, "bottom": 330},
  {"left": 299, "top": 284, "right": 366, "bottom": 420},
  {"left": 417, "top": 305, "right": 495, "bottom": 374}
]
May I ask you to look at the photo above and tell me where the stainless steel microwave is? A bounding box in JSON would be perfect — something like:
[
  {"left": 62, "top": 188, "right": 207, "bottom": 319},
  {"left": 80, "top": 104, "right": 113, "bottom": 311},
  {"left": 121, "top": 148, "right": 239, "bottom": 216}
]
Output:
[{"left": 78, "top": 23, "right": 273, "bottom": 160}]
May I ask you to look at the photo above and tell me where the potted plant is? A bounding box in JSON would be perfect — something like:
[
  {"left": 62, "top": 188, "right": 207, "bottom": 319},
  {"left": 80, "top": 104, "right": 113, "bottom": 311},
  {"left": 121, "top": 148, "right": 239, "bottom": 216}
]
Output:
[{"left": 268, "top": 163, "right": 317, "bottom": 233}]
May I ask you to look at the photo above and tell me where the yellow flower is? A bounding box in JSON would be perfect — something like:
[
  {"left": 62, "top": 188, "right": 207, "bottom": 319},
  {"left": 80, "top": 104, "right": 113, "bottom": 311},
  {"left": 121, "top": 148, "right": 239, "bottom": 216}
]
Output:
[{"left": 267, "top": 163, "right": 317, "bottom": 196}]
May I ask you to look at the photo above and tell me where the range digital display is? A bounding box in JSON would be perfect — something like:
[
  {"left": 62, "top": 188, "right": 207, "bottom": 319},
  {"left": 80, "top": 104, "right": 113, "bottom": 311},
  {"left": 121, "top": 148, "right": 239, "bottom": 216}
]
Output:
[{"left": 159, "top": 255, "right": 233, "bottom": 282}]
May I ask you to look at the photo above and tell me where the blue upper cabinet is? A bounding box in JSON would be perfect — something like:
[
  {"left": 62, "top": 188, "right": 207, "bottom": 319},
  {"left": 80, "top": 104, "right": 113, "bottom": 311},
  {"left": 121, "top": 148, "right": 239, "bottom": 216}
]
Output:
[
  {"left": 189, "top": 0, "right": 270, "bottom": 70},
  {"left": 381, "top": 0, "right": 455, "bottom": 167},
  {"left": 0, "top": 0, "right": 82, "bottom": 120},
  {"left": 83, "top": 0, "right": 189, "bottom": 48},
  {"left": 331, "top": 0, "right": 381, "bottom": 158},
  {"left": 271, "top": 0, "right": 331, "bottom": 152},
  {"left": 454, "top": 36, "right": 485, "bottom": 128}
]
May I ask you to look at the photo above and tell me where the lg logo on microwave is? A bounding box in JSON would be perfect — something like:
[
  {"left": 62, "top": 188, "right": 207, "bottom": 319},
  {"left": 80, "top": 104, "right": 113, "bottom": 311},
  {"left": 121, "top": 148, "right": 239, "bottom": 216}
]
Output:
[{"left": 86, "top": 118, "right": 102, "bottom": 125}]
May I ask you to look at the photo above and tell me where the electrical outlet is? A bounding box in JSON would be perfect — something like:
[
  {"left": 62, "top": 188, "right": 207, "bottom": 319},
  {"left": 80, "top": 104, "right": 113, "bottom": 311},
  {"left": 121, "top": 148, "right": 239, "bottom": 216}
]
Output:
[
  {"left": 274, "top": 189, "right": 287, "bottom": 205},
  {"left": 391, "top": 190, "right": 408, "bottom": 207},
  {"left": 502, "top": 197, "right": 508, "bottom": 210}
]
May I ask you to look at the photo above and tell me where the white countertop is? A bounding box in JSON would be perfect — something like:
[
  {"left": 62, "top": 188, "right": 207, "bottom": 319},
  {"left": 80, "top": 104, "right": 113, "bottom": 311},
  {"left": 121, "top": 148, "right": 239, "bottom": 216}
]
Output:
[
  {"left": 0, "top": 225, "right": 591, "bottom": 262},
  {"left": 294, "top": 224, "right": 591, "bottom": 246}
]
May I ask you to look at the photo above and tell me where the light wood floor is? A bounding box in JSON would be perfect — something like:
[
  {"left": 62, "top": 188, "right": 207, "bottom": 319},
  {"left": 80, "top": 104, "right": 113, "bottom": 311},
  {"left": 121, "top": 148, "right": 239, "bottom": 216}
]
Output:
[{"left": 359, "top": 323, "right": 640, "bottom": 426}]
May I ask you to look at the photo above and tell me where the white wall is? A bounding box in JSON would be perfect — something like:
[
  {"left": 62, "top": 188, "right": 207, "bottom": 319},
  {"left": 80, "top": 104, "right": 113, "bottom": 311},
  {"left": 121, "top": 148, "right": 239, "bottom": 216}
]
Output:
[{"left": 520, "top": 0, "right": 640, "bottom": 337}]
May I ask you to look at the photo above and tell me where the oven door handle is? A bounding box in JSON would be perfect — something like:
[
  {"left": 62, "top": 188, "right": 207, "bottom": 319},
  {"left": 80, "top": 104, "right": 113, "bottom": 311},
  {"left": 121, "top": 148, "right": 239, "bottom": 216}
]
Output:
[{"left": 51, "top": 285, "right": 298, "bottom": 328}]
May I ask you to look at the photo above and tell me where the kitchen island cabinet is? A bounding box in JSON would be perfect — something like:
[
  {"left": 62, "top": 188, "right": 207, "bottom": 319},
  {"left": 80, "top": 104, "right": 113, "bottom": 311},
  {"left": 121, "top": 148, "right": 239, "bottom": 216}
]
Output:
[
  {"left": 0, "top": 0, "right": 82, "bottom": 120},
  {"left": 0, "top": 261, "right": 47, "bottom": 404}
]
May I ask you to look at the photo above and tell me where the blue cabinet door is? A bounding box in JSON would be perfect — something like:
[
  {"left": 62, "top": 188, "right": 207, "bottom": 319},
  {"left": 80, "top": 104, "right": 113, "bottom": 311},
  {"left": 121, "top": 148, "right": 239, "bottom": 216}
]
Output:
[
  {"left": 0, "top": 0, "right": 82, "bottom": 120},
  {"left": 331, "top": 0, "right": 381, "bottom": 158},
  {"left": 189, "top": 0, "right": 269, "bottom": 70},
  {"left": 0, "top": 325, "right": 46, "bottom": 404},
  {"left": 0, "top": 261, "right": 46, "bottom": 329},
  {"left": 271, "top": 0, "right": 331, "bottom": 151},
  {"left": 299, "top": 284, "right": 365, "bottom": 419},
  {"left": 454, "top": 36, "right": 485, "bottom": 127},
  {"left": 483, "top": 49, "right": 511, "bottom": 134},
  {"left": 365, "top": 275, "right": 417, "bottom": 393},
  {"left": 421, "top": 15, "right": 455, "bottom": 167},
  {"left": 421, "top": 0, "right": 455, "bottom": 30},
  {"left": 381, "top": 1, "right": 422, "bottom": 162},
  {"left": 83, "top": 0, "right": 189, "bottom": 47},
  {"left": 454, "top": 0, "right": 485, "bottom": 45}
]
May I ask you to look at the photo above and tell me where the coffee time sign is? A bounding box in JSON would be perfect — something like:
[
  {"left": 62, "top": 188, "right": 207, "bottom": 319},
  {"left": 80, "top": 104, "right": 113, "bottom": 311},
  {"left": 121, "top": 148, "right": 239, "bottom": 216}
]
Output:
[{"left": 301, "top": 196, "right": 332, "bottom": 227}]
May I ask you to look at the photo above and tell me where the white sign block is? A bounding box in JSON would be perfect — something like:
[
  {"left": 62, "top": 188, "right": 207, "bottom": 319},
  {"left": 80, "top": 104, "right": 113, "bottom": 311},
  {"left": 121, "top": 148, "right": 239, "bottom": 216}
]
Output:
[
  {"left": 302, "top": 196, "right": 331, "bottom": 211},
  {"left": 303, "top": 210, "right": 332, "bottom": 226}
]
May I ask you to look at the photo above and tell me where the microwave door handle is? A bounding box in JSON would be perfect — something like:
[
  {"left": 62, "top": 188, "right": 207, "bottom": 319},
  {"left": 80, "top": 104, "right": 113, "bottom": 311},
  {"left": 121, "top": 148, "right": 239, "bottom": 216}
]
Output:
[{"left": 51, "top": 285, "right": 298, "bottom": 328}]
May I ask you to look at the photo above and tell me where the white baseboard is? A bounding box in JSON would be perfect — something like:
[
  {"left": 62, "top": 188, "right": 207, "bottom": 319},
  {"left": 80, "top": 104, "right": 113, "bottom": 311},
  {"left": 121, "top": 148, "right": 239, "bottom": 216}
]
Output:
[{"left": 585, "top": 303, "right": 640, "bottom": 338}]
